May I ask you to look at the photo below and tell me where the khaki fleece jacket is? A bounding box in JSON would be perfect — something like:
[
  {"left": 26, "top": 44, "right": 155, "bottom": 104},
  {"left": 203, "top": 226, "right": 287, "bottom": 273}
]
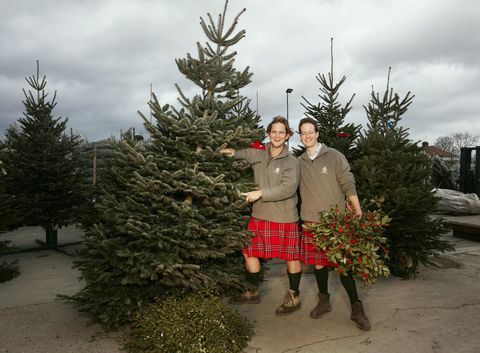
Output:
[
  {"left": 235, "top": 143, "right": 299, "bottom": 223},
  {"left": 298, "top": 144, "right": 357, "bottom": 222}
]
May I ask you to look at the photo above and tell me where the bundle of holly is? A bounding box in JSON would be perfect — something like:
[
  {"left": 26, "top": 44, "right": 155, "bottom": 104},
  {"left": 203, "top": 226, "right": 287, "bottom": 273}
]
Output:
[{"left": 304, "top": 203, "right": 391, "bottom": 286}]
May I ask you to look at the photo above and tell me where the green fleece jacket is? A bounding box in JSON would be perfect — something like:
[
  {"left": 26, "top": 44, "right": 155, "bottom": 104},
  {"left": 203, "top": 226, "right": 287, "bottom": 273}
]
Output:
[
  {"left": 235, "top": 143, "right": 299, "bottom": 223},
  {"left": 298, "top": 144, "right": 357, "bottom": 222}
]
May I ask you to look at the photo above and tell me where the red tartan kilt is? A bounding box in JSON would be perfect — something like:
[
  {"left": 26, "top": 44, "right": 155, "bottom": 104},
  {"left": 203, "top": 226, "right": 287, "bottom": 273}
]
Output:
[
  {"left": 243, "top": 217, "right": 300, "bottom": 261},
  {"left": 300, "top": 223, "right": 337, "bottom": 267}
]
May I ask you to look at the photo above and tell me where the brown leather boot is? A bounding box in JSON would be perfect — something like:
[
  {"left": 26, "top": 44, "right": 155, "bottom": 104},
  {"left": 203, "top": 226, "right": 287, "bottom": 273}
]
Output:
[
  {"left": 309, "top": 292, "right": 332, "bottom": 319},
  {"left": 229, "top": 289, "right": 261, "bottom": 304},
  {"left": 275, "top": 289, "right": 301, "bottom": 316},
  {"left": 351, "top": 301, "right": 371, "bottom": 331}
]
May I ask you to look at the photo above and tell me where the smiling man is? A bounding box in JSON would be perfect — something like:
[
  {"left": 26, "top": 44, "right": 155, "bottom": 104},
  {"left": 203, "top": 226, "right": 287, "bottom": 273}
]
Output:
[
  {"left": 297, "top": 116, "right": 371, "bottom": 331},
  {"left": 220, "top": 116, "right": 302, "bottom": 316}
]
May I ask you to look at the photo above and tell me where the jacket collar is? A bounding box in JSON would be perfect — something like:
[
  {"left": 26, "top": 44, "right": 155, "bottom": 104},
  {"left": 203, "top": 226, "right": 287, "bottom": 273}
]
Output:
[
  {"left": 300, "top": 143, "right": 330, "bottom": 161},
  {"left": 265, "top": 142, "right": 289, "bottom": 159}
]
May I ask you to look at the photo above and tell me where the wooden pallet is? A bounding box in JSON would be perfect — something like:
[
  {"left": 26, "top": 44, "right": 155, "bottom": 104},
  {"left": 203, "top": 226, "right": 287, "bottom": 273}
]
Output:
[{"left": 448, "top": 221, "right": 480, "bottom": 241}]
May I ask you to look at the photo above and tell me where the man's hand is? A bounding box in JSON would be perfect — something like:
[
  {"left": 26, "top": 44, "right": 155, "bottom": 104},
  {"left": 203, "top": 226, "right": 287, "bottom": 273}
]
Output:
[
  {"left": 347, "top": 195, "right": 363, "bottom": 217},
  {"left": 219, "top": 148, "right": 235, "bottom": 157},
  {"left": 241, "top": 190, "right": 262, "bottom": 203}
]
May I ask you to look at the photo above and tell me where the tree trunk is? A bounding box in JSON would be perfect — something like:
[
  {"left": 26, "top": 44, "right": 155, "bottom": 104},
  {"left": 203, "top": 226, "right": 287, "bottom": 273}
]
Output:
[{"left": 45, "top": 224, "right": 58, "bottom": 248}]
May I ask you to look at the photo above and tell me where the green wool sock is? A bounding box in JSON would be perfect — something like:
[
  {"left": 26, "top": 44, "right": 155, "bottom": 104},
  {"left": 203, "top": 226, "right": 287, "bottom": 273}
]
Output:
[
  {"left": 314, "top": 267, "right": 329, "bottom": 295},
  {"left": 245, "top": 271, "right": 261, "bottom": 291},
  {"left": 288, "top": 271, "right": 302, "bottom": 296},
  {"left": 340, "top": 274, "right": 359, "bottom": 303}
]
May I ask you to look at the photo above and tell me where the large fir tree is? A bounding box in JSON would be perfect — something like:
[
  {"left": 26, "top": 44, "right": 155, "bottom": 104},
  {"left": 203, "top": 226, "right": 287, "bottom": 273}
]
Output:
[
  {"left": 0, "top": 62, "right": 86, "bottom": 246},
  {"left": 70, "top": 1, "right": 262, "bottom": 327},
  {"left": 353, "top": 69, "right": 452, "bottom": 277},
  {"left": 295, "top": 39, "right": 361, "bottom": 159}
]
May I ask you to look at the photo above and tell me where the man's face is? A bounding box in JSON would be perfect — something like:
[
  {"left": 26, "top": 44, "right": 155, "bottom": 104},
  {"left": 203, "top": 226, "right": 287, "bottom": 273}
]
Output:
[
  {"left": 299, "top": 122, "right": 319, "bottom": 148},
  {"left": 268, "top": 122, "right": 288, "bottom": 148}
]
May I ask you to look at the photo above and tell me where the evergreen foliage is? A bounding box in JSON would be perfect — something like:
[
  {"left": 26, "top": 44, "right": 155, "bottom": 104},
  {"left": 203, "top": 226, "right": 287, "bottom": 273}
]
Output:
[
  {"left": 306, "top": 202, "right": 390, "bottom": 287},
  {"left": 79, "top": 139, "right": 116, "bottom": 188},
  {"left": 0, "top": 156, "right": 22, "bottom": 231},
  {"left": 0, "top": 241, "right": 20, "bottom": 283},
  {"left": 431, "top": 157, "right": 456, "bottom": 190},
  {"left": 123, "top": 293, "right": 254, "bottom": 353},
  {"left": 69, "top": 1, "right": 263, "bottom": 327},
  {"left": 353, "top": 69, "right": 453, "bottom": 277},
  {"left": 0, "top": 156, "right": 19, "bottom": 280},
  {"left": 0, "top": 261, "right": 19, "bottom": 283},
  {"left": 0, "top": 62, "right": 86, "bottom": 244},
  {"left": 294, "top": 39, "right": 361, "bottom": 159}
]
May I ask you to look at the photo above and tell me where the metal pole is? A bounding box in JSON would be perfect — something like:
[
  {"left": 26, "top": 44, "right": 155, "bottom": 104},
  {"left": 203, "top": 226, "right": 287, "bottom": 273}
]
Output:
[
  {"left": 93, "top": 143, "right": 97, "bottom": 186},
  {"left": 149, "top": 83, "right": 153, "bottom": 124},
  {"left": 285, "top": 88, "right": 293, "bottom": 149},
  {"left": 286, "top": 92, "right": 289, "bottom": 123}
]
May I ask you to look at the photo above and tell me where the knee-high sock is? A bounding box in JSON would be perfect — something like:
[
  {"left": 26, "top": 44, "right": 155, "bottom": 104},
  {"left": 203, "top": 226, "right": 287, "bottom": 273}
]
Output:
[
  {"left": 287, "top": 271, "right": 302, "bottom": 296},
  {"left": 314, "top": 267, "right": 329, "bottom": 295},
  {"left": 340, "top": 274, "right": 359, "bottom": 303},
  {"left": 245, "top": 271, "right": 261, "bottom": 291}
]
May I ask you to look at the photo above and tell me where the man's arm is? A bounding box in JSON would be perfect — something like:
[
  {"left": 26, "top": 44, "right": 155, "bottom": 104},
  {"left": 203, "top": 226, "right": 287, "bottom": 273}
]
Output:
[
  {"left": 218, "top": 148, "right": 235, "bottom": 157},
  {"left": 219, "top": 147, "right": 263, "bottom": 203},
  {"left": 347, "top": 194, "right": 362, "bottom": 216}
]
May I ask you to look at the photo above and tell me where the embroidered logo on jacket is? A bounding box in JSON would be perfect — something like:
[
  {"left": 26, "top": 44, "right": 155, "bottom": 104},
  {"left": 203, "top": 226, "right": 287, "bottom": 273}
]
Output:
[
  {"left": 273, "top": 167, "right": 280, "bottom": 174},
  {"left": 321, "top": 166, "right": 328, "bottom": 174}
]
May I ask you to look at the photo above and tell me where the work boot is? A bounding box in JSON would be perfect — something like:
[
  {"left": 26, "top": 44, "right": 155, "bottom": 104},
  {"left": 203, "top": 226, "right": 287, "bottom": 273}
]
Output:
[
  {"left": 229, "top": 289, "right": 261, "bottom": 304},
  {"left": 275, "top": 289, "right": 301, "bottom": 316},
  {"left": 309, "top": 292, "right": 332, "bottom": 319},
  {"left": 351, "top": 300, "right": 371, "bottom": 331}
]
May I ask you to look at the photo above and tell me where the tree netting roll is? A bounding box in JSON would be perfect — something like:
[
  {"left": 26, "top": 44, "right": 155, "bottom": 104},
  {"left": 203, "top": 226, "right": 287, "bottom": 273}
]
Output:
[{"left": 79, "top": 139, "right": 115, "bottom": 186}]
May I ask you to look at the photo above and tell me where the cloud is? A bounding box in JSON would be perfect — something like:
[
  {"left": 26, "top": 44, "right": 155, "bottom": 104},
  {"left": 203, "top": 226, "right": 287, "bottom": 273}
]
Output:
[{"left": 1, "top": 0, "right": 479, "bottom": 146}]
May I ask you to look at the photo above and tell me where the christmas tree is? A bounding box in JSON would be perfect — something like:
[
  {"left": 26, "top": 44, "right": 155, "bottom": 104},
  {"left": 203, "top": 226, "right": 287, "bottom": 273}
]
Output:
[
  {"left": 294, "top": 38, "right": 361, "bottom": 160},
  {"left": 69, "top": 1, "right": 262, "bottom": 327},
  {"left": 353, "top": 69, "right": 452, "bottom": 277},
  {"left": 0, "top": 62, "right": 86, "bottom": 246},
  {"left": 0, "top": 154, "right": 22, "bottom": 232}
]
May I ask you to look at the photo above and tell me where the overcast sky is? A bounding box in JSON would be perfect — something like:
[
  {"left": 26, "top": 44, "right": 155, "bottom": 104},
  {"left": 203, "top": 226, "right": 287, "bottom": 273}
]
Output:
[{"left": 1, "top": 0, "right": 479, "bottom": 149}]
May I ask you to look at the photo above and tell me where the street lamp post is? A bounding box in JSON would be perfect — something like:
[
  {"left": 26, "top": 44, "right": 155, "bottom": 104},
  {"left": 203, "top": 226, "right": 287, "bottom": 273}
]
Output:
[
  {"left": 285, "top": 88, "right": 293, "bottom": 148},
  {"left": 285, "top": 88, "right": 293, "bottom": 123}
]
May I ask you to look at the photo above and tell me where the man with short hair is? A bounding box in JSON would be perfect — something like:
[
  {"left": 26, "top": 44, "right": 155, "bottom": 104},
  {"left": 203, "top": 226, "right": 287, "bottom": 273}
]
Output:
[{"left": 298, "top": 117, "right": 371, "bottom": 331}]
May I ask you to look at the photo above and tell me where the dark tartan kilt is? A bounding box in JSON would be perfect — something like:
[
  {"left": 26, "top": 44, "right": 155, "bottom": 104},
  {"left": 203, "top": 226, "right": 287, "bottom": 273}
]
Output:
[
  {"left": 300, "top": 222, "right": 337, "bottom": 267},
  {"left": 243, "top": 217, "right": 301, "bottom": 261}
]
